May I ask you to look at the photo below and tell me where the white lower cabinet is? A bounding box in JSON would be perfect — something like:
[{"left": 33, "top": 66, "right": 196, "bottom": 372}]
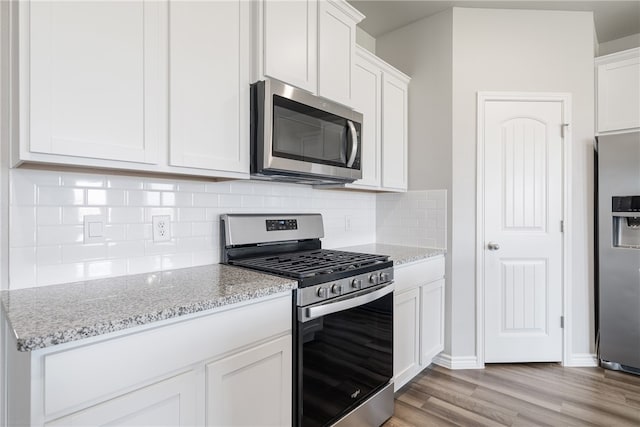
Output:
[
  {"left": 6, "top": 293, "right": 292, "bottom": 427},
  {"left": 45, "top": 371, "right": 198, "bottom": 427},
  {"left": 393, "top": 255, "right": 445, "bottom": 391},
  {"left": 393, "top": 287, "right": 420, "bottom": 390},
  {"left": 206, "top": 336, "right": 292, "bottom": 427}
]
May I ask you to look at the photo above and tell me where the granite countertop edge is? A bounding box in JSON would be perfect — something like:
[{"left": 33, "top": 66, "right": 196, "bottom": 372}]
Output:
[{"left": 1, "top": 264, "right": 297, "bottom": 353}]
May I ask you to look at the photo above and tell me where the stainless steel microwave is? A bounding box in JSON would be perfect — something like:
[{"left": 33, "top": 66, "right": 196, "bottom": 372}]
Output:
[{"left": 250, "top": 79, "right": 363, "bottom": 184}]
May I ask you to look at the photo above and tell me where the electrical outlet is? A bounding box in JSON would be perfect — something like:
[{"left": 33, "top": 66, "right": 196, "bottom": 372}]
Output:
[{"left": 152, "top": 215, "right": 171, "bottom": 242}]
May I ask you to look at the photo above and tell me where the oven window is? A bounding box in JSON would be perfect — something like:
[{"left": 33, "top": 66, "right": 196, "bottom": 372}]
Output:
[
  {"left": 273, "top": 95, "right": 359, "bottom": 168},
  {"left": 296, "top": 291, "right": 393, "bottom": 427}
]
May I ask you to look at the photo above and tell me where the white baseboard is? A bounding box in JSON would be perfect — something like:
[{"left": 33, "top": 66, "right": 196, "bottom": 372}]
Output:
[
  {"left": 432, "top": 353, "right": 483, "bottom": 370},
  {"left": 565, "top": 353, "right": 598, "bottom": 367}
]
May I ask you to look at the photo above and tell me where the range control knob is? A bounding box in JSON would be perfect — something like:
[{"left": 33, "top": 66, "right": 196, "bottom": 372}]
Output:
[
  {"left": 331, "top": 284, "right": 342, "bottom": 294},
  {"left": 317, "top": 287, "right": 328, "bottom": 298},
  {"left": 369, "top": 274, "right": 379, "bottom": 285},
  {"left": 379, "top": 272, "right": 390, "bottom": 283},
  {"left": 351, "top": 279, "right": 362, "bottom": 289}
]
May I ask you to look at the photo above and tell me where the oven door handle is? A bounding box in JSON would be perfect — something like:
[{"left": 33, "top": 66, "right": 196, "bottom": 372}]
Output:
[{"left": 301, "top": 283, "right": 394, "bottom": 322}]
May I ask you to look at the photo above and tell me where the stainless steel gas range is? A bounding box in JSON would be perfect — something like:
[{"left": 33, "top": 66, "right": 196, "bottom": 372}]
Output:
[{"left": 221, "top": 213, "right": 394, "bottom": 427}]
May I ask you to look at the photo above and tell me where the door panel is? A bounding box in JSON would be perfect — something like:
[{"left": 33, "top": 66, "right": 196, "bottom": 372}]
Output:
[{"left": 483, "top": 99, "right": 564, "bottom": 363}]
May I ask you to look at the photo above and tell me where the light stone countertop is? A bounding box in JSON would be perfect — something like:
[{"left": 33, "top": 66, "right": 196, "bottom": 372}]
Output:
[
  {"left": 337, "top": 243, "right": 446, "bottom": 266},
  {"left": 1, "top": 264, "right": 296, "bottom": 352}
]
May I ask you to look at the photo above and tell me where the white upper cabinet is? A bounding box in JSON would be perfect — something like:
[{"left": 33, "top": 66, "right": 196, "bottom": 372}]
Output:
[
  {"left": 256, "top": 0, "right": 318, "bottom": 93},
  {"left": 382, "top": 70, "right": 409, "bottom": 191},
  {"left": 254, "top": 0, "right": 363, "bottom": 107},
  {"left": 23, "top": 1, "right": 163, "bottom": 164},
  {"left": 317, "top": 0, "right": 363, "bottom": 107},
  {"left": 168, "top": 0, "right": 249, "bottom": 174},
  {"left": 12, "top": 0, "right": 250, "bottom": 179},
  {"left": 347, "top": 46, "right": 410, "bottom": 192},
  {"left": 348, "top": 48, "right": 382, "bottom": 189},
  {"left": 596, "top": 47, "right": 640, "bottom": 134}
]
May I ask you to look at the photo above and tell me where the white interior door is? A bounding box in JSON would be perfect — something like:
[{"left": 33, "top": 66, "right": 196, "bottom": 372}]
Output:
[{"left": 482, "top": 97, "right": 564, "bottom": 363}]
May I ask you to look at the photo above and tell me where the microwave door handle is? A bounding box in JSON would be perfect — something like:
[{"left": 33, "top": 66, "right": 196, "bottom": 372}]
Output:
[{"left": 346, "top": 120, "right": 359, "bottom": 168}]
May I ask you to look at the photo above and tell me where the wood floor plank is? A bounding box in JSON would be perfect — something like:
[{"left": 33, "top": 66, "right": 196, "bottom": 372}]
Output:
[{"left": 384, "top": 363, "right": 640, "bottom": 427}]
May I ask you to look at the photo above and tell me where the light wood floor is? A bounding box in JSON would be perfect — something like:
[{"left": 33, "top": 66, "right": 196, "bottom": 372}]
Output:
[{"left": 384, "top": 363, "right": 640, "bottom": 426}]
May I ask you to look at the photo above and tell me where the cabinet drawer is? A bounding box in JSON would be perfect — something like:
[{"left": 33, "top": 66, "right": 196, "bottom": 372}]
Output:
[
  {"left": 42, "top": 294, "right": 291, "bottom": 418},
  {"left": 394, "top": 255, "right": 445, "bottom": 293}
]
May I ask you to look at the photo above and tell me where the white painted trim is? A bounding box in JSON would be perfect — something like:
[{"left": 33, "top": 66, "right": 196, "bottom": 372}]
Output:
[
  {"left": 476, "top": 92, "right": 573, "bottom": 368},
  {"left": 432, "top": 353, "right": 483, "bottom": 370},
  {"left": 566, "top": 353, "right": 599, "bottom": 367}
]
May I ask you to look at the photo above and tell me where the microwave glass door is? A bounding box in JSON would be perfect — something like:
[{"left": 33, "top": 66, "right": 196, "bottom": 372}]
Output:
[{"left": 272, "top": 95, "right": 360, "bottom": 169}]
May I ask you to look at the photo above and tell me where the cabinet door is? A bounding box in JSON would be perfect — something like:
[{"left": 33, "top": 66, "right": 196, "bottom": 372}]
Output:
[
  {"left": 317, "top": 0, "right": 356, "bottom": 106},
  {"left": 420, "top": 278, "right": 445, "bottom": 366},
  {"left": 348, "top": 49, "right": 382, "bottom": 189},
  {"left": 25, "top": 1, "right": 162, "bottom": 164},
  {"left": 206, "top": 335, "right": 292, "bottom": 427},
  {"left": 597, "top": 55, "right": 640, "bottom": 133},
  {"left": 394, "top": 288, "right": 420, "bottom": 392},
  {"left": 261, "top": 0, "right": 317, "bottom": 93},
  {"left": 45, "top": 371, "right": 197, "bottom": 427},
  {"left": 381, "top": 72, "right": 409, "bottom": 191},
  {"left": 168, "top": 0, "right": 249, "bottom": 174}
]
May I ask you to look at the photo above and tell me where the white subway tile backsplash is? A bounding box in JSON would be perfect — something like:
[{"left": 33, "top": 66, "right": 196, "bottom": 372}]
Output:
[
  {"left": 107, "top": 207, "right": 145, "bottom": 224},
  {"left": 61, "top": 174, "right": 105, "bottom": 188},
  {"left": 144, "top": 181, "right": 176, "bottom": 191},
  {"left": 10, "top": 206, "right": 37, "bottom": 247},
  {"left": 37, "top": 263, "right": 85, "bottom": 286},
  {"left": 37, "top": 207, "right": 62, "bottom": 226},
  {"left": 177, "top": 207, "right": 206, "bottom": 222},
  {"left": 107, "top": 176, "right": 144, "bottom": 190},
  {"left": 37, "top": 246, "right": 62, "bottom": 266},
  {"left": 127, "top": 190, "right": 161, "bottom": 206},
  {"left": 161, "top": 191, "right": 193, "bottom": 207},
  {"left": 9, "top": 247, "right": 37, "bottom": 289},
  {"left": 38, "top": 187, "right": 85, "bottom": 206},
  {"left": 62, "top": 207, "right": 105, "bottom": 225},
  {"left": 376, "top": 190, "right": 447, "bottom": 249},
  {"left": 9, "top": 169, "right": 378, "bottom": 289},
  {"left": 107, "top": 241, "right": 145, "bottom": 259},
  {"left": 87, "top": 189, "right": 126, "bottom": 206},
  {"left": 86, "top": 259, "right": 127, "bottom": 279},
  {"left": 127, "top": 255, "right": 162, "bottom": 275},
  {"left": 62, "top": 243, "right": 108, "bottom": 263},
  {"left": 193, "top": 193, "right": 219, "bottom": 207},
  {"left": 38, "top": 225, "right": 84, "bottom": 246}
]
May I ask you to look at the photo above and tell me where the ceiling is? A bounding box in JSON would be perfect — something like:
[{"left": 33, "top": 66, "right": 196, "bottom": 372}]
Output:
[{"left": 347, "top": 1, "right": 640, "bottom": 43}]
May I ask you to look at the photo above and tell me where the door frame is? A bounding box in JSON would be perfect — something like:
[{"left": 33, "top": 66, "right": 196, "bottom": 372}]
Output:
[{"left": 476, "top": 92, "right": 572, "bottom": 367}]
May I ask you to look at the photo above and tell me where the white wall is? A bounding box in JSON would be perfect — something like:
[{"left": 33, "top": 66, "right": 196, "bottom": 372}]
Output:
[
  {"left": 8, "top": 169, "right": 377, "bottom": 289},
  {"left": 378, "top": 7, "right": 596, "bottom": 365},
  {"left": 599, "top": 33, "right": 640, "bottom": 56}
]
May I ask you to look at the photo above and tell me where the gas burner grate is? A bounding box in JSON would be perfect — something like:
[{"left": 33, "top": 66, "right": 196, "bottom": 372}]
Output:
[{"left": 229, "top": 249, "right": 389, "bottom": 279}]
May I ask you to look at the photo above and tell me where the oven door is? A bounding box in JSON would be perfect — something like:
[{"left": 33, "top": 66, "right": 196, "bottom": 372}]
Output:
[{"left": 295, "top": 283, "right": 394, "bottom": 427}]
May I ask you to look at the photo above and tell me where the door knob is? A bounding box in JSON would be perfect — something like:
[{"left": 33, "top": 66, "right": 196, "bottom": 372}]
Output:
[{"left": 487, "top": 242, "right": 500, "bottom": 250}]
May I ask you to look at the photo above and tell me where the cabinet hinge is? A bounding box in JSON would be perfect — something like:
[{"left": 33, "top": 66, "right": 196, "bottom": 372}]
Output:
[
  {"left": 560, "top": 220, "right": 564, "bottom": 232},
  {"left": 560, "top": 316, "right": 564, "bottom": 328},
  {"left": 561, "top": 123, "right": 569, "bottom": 138}
]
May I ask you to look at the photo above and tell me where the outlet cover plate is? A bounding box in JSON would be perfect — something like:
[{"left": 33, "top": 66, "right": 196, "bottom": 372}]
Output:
[{"left": 152, "top": 215, "right": 171, "bottom": 242}]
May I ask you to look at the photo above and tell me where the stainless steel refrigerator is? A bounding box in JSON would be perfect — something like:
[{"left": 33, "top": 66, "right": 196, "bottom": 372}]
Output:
[{"left": 596, "top": 131, "right": 640, "bottom": 375}]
